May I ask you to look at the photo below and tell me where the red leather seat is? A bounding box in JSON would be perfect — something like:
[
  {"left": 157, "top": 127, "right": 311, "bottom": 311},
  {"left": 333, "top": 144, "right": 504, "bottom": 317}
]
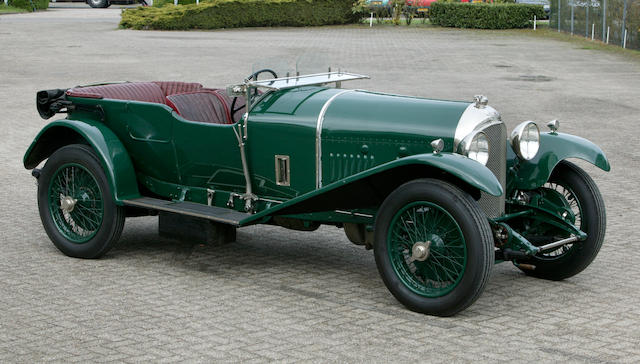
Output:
[
  {"left": 65, "top": 81, "right": 241, "bottom": 125},
  {"left": 209, "top": 89, "right": 246, "bottom": 124},
  {"left": 153, "top": 81, "right": 203, "bottom": 96},
  {"left": 66, "top": 82, "right": 166, "bottom": 104},
  {"left": 166, "top": 90, "right": 233, "bottom": 125}
]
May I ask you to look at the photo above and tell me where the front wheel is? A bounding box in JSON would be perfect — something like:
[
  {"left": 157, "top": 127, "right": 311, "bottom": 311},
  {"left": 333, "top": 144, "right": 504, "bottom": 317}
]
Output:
[
  {"left": 516, "top": 161, "right": 606, "bottom": 280},
  {"left": 374, "top": 179, "right": 494, "bottom": 316},
  {"left": 37, "top": 144, "right": 125, "bottom": 258}
]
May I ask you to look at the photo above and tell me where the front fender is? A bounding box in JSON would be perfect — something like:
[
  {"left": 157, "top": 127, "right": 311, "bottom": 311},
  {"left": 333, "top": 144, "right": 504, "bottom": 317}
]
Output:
[
  {"left": 510, "top": 132, "right": 610, "bottom": 190},
  {"left": 377, "top": 152, "right": 504, "bottom": 197},
  {"left": 239, "top": 152, "right": 503, "bottom": 226},
  {"left": 23, "top": 119, "right": 140, "bottom": 204}
]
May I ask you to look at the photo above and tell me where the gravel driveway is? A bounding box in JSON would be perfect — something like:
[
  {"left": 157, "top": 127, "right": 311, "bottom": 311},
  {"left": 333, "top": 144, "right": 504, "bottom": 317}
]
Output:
[{"left": 1, "top": 8, "right": 639, "bottom": 362}]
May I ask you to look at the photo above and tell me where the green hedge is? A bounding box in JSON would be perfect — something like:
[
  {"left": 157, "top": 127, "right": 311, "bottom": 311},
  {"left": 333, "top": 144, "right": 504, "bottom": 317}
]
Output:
[
  {"left": 121, "top": 0, "right": 359, "bottom": 30},
  {"left": 430, "top": 3, "right": 544, "bottom": 29},
  {"left": 7, "top": 0, "right": 48, "bottom": 11}
]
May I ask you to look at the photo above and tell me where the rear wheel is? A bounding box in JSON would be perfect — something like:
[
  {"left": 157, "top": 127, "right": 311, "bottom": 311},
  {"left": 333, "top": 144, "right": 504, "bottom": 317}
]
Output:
[
  {"left": 516, "top": 161, "right": 606, "bottom": 280},
  {"left": 38, "top": 144, "right": 125, "bottom": 258},
  {"left": 374, "top": 179, "right": 494, "bottom": 316}
]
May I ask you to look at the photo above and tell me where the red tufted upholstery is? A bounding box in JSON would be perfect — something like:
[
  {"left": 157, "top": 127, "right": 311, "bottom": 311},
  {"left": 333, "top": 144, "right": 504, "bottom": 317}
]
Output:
[
  {"left": 66, "top": 82, "right": 166, "bottom": 104},
  {"left": 207, "top": 89, "right": 246, "bottom": 124},
  {"left": 166, "top": 90, "right": 233, "bottom": 125},
  {"left": 65, "top": 81, "right": 242, "bottom": 125},
  {"left": 153, "top": 81, "right": 203, "bottom": 96}
]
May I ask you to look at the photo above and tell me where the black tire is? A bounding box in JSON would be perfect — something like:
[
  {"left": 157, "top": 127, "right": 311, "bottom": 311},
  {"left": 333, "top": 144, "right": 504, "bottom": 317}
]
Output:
[
  {"left": 88, "top": 0, "right": 110, "bottom": 8},
  {"left": 374, "top": 179, "right": 494, "bottom": 316},
  {"left": 517, "top": 161, "right": 606, "bottom": 280},
  {"left": 38, "top": 144, "right": 125, "bottom": 259}
]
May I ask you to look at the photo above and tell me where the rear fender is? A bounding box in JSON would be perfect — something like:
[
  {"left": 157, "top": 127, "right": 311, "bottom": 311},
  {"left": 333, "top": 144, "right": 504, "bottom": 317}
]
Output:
[{"left": 23, "top": 119, "right": 140, "bottom": 204}]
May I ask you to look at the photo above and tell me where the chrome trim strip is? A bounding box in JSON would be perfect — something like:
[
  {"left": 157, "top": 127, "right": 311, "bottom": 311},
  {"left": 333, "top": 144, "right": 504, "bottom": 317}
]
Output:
[
  {"left": 454, "top": 103, "right": 501, "bottom": 151},
  {"left": 316, "top": 89, "right": 355, "bottom": 189},
  {"left": 335, "top": 209, "right": 374, "bottom": 218}
]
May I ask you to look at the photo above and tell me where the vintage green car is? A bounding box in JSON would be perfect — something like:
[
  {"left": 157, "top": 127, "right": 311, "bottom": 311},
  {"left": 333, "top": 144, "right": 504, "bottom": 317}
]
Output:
[{"left": 25, "top": 69, "right": 609, "bottom": 316}]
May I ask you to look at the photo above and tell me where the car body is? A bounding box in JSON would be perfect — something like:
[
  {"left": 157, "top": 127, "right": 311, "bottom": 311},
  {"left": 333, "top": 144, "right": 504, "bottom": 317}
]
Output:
[{"left": 25, "top": 70, "right": 610, "bottom": 316}]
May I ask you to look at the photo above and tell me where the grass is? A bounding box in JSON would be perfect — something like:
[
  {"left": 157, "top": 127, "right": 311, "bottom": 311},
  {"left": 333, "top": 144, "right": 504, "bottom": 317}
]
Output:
[{"left": 0, "top": 4, "right": 28, "bottom": 13}]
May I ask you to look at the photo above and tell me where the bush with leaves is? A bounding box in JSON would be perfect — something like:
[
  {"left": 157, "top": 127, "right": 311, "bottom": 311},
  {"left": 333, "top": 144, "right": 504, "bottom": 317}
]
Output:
[
  {"left": 430, "top": 2, "right": 544, "bottom": 29},
  {"left": 122, "top": 0, "right": 359, "bottom": 30},
  {"left": 7, "top": 0, "right": 48, "bottom": 11}
]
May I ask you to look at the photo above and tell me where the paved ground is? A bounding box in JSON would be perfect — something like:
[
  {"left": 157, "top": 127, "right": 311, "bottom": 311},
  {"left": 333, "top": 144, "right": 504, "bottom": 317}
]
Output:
[{"left": 1, "top": 7, "right": 640, "bottom": 363}]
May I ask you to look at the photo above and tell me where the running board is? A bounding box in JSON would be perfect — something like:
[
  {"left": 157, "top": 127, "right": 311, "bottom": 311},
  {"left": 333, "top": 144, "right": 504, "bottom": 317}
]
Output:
[{"left": 123, "top": 197, "right": 250, "bottom": 226}]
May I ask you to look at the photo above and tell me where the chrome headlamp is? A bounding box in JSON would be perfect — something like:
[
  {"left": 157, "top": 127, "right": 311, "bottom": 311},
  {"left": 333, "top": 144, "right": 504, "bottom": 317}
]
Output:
[
  {"left": 511, "top": 121, "right": 540, "bottom": 160},
  {"left": 459, "top": 131, "right": 489, "bottom": 165}
]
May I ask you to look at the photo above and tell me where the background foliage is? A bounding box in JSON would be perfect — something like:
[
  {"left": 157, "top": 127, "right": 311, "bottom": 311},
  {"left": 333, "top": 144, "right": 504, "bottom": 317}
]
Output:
[
  {"left": 121, "top": 0, "right": 360, "bottom": 30},
  {"left": 7, "top": 0, "right": 48, "bottom": 11},
  {"left": 430, "top": 3, "right": 544, "bottom": 29}
]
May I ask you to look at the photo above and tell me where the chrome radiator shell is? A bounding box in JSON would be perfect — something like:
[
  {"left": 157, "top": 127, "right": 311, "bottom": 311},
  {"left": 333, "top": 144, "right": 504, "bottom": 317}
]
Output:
[{"left": 477, "top": 122, "right": 507, "bottom": 217}]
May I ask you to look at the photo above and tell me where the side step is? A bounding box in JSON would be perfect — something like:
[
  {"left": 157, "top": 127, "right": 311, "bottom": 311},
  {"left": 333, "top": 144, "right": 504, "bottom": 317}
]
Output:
[{"left": 123, "top": 197, "right": 250, "bottom": 226}]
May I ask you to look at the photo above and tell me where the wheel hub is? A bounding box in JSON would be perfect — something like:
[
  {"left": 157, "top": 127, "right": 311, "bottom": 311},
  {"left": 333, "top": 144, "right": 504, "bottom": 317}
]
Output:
[
  {"left": 60, "top": 195, "right": 77, "bottom": 213},
  {"left": 411, "top": 241, "right": 431, "bottom": 262}
]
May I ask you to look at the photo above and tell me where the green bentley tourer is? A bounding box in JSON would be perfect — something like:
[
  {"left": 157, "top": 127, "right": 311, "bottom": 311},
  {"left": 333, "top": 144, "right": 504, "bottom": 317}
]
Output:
[{"left": 25, "top": 69, "right": 609, "bottom": 316}]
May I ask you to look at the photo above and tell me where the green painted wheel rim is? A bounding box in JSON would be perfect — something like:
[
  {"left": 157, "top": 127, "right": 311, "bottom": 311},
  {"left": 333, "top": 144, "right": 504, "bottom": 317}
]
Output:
[
  {"left": 48, "top": 163, "right": 104, "bottom": 244},
  {"left": 387, "top": 201, "right": 467, "bottom": 298}
]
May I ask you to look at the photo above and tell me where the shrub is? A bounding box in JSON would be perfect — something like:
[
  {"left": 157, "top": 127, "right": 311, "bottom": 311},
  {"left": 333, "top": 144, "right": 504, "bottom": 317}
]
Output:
[
  {"left": 430, "top": 2, "right": 544, "bottom": 29},
  {"left": 7, "top": 0, "right": 48, "bottom": 11},
  {"left": 121, "top": 0, "right": 359, "bottom": 30}
]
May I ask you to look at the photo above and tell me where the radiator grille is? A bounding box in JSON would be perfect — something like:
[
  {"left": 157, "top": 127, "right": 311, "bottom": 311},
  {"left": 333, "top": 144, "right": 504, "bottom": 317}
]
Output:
[{"left": 477, "top": 122, "right": 507, "bottom": 218}]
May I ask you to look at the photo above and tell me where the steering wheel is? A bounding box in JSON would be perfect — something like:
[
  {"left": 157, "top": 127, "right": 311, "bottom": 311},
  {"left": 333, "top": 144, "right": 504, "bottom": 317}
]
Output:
[
  {"left": 245, "top": 68, "right": 278, "bottom": 82},
  {"left": 230, "top": 69, "right": 279, "bottom": 120}
]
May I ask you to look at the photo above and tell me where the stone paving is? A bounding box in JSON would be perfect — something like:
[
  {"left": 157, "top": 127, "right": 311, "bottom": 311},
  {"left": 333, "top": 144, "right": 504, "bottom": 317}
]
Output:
[{"left": 1, "top": 7, "right": 639, "bottom": 363}]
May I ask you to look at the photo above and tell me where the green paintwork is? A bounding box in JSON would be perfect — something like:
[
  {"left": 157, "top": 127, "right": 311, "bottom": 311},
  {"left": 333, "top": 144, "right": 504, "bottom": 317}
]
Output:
[
  {"left": 508, "top": 132, "right": 610, "bottom": 191},
  {"left": 500, "top": 202, "right": 586, "bottom": 240},
  {"left": 320, "top": 90, "right": 469, "bottom": 186},
  {"left": 66, "top": 97, "right": 184, "bottom": 184},
  {"left": 25, "top": 82, "right": 608, "bottom": 242},
  {"left": 387, "top": 201, "right": 467, "bottom": 297},
  {"left": 238, "top": 152, "right": 503, "bottom": 226},
  {"left": 280, "top": 209, "right": 376, "bottom": 225},
  {"left": 247, "top": 87, "right": 470, "bottom": 197},
  {"left": 24, "top": 87, "right": 499, "bottom": 221},
  {"left": 248, "top": 86, "right": 343, "bottom": 198},
  {"left": 24, "top": 119, "right": 140, "bottom": 203},
  {"left": 48, "top": 163, "right": 104, "bottom": 243}
]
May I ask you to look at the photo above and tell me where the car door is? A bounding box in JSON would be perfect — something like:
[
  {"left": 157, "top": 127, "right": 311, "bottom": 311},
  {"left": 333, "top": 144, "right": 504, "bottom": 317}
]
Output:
[
  {"left": 245, "top": 87, "right": 343, "bottom": 199},
  {"left": 171, "top": 118, "right": 245, "bottom": 193}
]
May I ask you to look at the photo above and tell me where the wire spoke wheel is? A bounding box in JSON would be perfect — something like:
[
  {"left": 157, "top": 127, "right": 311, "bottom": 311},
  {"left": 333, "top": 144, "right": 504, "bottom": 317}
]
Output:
[
  {"left": 388, "top": 201, "right": 467, "bottom": 297},
  {"left": 514, "top": 161, "right": 606, "bottom": 280},
  {"left": 48, "top": 163, "right": 104, "bottom": 243},
  {"left": 38, "top": 144, "right": 125, "bottom": 258},
  {"left": 374, "top": 179, "right": 493, "bottom": 316},
  {"left": 535, "top": 182, "right": 583, "bottom": 259}
]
